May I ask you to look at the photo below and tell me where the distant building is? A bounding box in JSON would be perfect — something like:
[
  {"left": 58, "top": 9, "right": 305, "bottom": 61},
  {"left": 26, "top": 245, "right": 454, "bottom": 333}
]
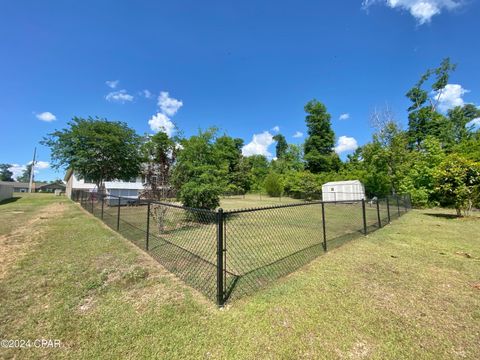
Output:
[
  {"left": 322, "top": 180, "right": 365, "bottom": 202},
  {"left": 64, "top": 169, "right": 144, "bottom": 203},
  {"left": 0, "top": 183, "right": 14, "bottom": 201},
  {"left": 36, "top": 182, "right": 66, "bottom": 193},
  {"left": 0, "top": 181, "right": 36, "bottom": 193}
]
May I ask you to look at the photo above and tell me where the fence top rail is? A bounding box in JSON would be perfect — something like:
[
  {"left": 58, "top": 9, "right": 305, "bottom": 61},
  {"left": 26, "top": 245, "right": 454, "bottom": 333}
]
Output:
[
  {"left": 79, "top": 190, "right": 217, "bottom": 214},
  {"left": 223, "top": 199, "right": 366, "bottom": 215},
  {"left": 78, "top": 189, "right": 410, "bottom": 215}
]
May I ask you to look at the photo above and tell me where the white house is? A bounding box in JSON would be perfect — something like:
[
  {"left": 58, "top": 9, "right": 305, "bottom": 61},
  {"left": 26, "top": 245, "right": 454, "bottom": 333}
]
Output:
[
  {"left": 322, "top": 180, "right": 365, "bottom": 202},
  {"left": 64, "top": 169, "right": 144, "bottom": 201}
]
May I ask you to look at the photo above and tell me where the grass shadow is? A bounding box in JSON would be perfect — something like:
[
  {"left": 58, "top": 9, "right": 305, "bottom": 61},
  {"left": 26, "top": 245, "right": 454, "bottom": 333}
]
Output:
[
  {"left": 0, "top": 197, "right": 21, "bottom": 205},
  {"left": 424, "top": 213, "right": 459, "bottom": 219}
]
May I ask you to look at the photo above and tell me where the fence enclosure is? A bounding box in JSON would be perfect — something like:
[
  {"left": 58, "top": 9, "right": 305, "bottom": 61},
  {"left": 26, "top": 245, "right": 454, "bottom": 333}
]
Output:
[{"left": 75, "top": 191, "right": 412, "bottom": 305}]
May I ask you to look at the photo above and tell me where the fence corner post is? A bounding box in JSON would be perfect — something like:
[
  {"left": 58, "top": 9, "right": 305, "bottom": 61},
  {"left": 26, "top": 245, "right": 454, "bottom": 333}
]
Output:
[
  {"left": 116, "top": 197, "right": 121, "bottom": 231},
  {"left": 216, "top": 208, "right": 225, "bottom": 307},
  {"left": 321, "top": 202, "right": 327, "bottom": 251},
  {"left": 146, "top": 201, "right": 151, "bottom": 251},
  {"left": 376, "top": 199, "right": 382, "bottom": 228},
  {"left": 101, "top": 193, "right": 104, "bottom": 220},
  {"left": 362, "top": 198, "right": 367, "bottom": 235},
  {"left": 386, "top": 196, "right": 391, "bottom": 223}
]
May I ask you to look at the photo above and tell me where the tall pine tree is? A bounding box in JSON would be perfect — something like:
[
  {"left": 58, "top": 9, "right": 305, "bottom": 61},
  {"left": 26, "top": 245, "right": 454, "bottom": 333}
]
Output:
[{"left": 303, "top": 100, "right": 339, "bottom": 173}]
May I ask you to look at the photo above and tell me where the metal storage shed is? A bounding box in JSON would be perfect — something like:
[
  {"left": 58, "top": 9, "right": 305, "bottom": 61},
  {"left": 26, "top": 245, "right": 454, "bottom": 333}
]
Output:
[{"left": 322, "top": 180, "right": 365, "bottom": 202}]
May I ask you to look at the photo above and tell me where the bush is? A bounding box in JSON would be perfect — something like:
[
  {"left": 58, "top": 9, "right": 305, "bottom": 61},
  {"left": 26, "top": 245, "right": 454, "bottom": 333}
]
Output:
[
  {"left": 434, "top": 154, "right": 480, "bottom": 216},
  {"left": 283, "top": 171, "right": 322, "bottom": 200},
  {"left": 179, "top": 181, "right": 221, "bottom": 210},
  {"left": 264, "top": 172, "right": 284, "bottom": 197}
]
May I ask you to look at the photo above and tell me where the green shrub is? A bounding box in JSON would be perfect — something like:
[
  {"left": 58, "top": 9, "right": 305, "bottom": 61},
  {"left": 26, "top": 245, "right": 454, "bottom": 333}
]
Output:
[
  {"left": 264, "top": 172, "right": 284, "bottom": 197},
  {"left": 179, "top": 181, "right": 221, "bottom": 210}
]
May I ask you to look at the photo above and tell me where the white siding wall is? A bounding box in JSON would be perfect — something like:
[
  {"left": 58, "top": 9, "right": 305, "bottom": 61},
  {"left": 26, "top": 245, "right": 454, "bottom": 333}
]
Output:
[
  {"left": 0, "top": 184, "right": 14, "bottom": 202},
  {"left": 322, "top": 181, "right": 365, "bottom": 202},
  {"left": 68, "top": 173, "right": 144, "bottom": 198}
]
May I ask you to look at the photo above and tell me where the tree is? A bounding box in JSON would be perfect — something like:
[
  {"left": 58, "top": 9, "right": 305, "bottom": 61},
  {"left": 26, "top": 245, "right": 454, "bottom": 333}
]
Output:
[
  {"left": 369, "top": 106, "right": 410, "bottom": 193},
  {"left": 454, "top": 131, "right": 480, "bottom": 162},
  {"left": 406, "top": 58, "right": 456, "bottom": 148},
  {"left": 140, "top": 131, "right": 177, "bottom": 200},
  {"left": 283, "top": 171, "right": 322, "bottom": 200},
  {"left": 271, "top": 144, "right": 304, "bottom": 174},
  {"left": 272, "top": 134, "right": 288, "bottom": 159},
  {"left": 214, "top": 135, "right": 250, "bottom": 194},
  {"left": 172, "top": 128, "right": 226, "bottom": 210},
  {"left": 0, "top": 164, "right": 14, "bottom": 181},
  {"left": 447, "top": 104, "right": 480, "bottom": 145},
  {"left": 42, "top": 117, "right": 142, "bottom": 190},
  {"left": 399, "top": 137, "right": 446, "bottom": 206},
  {"left": 434, "top": 154, "right": 480, "bottom": 216},
  {"left": 244, "top": 155, "right": 270, "bottom": 191},
  {"left": 264, "top": 172, "right": 284, "bottom": 197},
  {"left": 303, "top": 100, "right": 338, "bottom": 173},
  {"left": 16, "top": 163, "right": 32, "bottom": 183}
]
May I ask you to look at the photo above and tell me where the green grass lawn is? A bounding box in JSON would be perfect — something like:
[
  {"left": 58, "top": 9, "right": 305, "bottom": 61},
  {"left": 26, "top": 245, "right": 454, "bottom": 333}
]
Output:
[{"left": 1, "top": 194, "right": 479, "bottom": 359}]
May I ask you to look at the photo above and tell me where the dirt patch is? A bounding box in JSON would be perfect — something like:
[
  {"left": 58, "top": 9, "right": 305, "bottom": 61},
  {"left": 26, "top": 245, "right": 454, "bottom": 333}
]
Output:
[{"left": 0, "top": 202, "right": 66, "bottom": 279}]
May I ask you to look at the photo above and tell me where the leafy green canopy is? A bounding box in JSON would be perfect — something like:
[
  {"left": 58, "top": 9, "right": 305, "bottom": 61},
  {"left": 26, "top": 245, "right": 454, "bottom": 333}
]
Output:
[
  {"left": 303, "top": 100, "right": 340, "bottom": 173},
  {"left": 264, "top": 172, "right": 284, "bottom": 197},
  {"left": 140, "top": 131, "right": 178, "bottom": 200},
  {"left": 172, "top": 129, "right": 226, "bottom": 209},
  {"left": 16, "top": 163, "right": 33, "bottom": 183},
  {"left": 434, "top": 154, "right": 480, "bottom": 216},
  {"left": 42, "top": 117, "right": 142, "bottom": 187},
  {"left": 272, "top": 134, "right": 288, "bottom": 159},
  {"left": 0, "top": 164, "right": 14, "bottom": 182}
]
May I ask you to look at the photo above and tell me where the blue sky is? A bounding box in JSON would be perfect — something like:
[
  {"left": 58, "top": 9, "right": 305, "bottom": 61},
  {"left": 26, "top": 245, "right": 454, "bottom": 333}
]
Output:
[{"left": 0, "top": 0, "right": 479, "bottom": 181}]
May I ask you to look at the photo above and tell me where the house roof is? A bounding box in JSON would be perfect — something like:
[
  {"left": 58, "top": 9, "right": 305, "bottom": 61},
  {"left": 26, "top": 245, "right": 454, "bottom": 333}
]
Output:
[
  {"left": 64, "top": 168, "right": 73, "bottom": 182},
  {"left": 0, "top": 181, "right": 34, "bottom": 188},
  {"left": 37, "top": 182, "right": 66, "bottom": 190},
  {"left": 322, "top": 180, "right": 363, "bottom": 186}
]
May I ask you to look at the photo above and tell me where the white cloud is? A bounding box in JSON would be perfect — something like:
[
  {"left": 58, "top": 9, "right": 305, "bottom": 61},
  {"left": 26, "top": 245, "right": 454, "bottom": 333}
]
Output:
[
  {"left": 142, "top": 89, "right": 153, "bottom": 99},
  {"left": 8, "top": 160, "right": 49, "bottom": 180},
  {"left": 105, "top": 89, "right": 134, "bottom": 103},
  {"left": 272, "top": 125, "right": 280, "bottom": 132},
  {"left": 242, "top": 131, "right": 275, "bottom": 157},
  {"left": 339, "top": 113, "right": 350, "bottom": 121},
  {"left": 362, "top": 0, "right": 462, "bottom": 24},
  {"left": 467, "top": 118, "right": 480, "bottom": 130},
  {"left": 293, "top": 131, "right": 303, "bottom": 138},
  {"left": 148, "top": 112, "right": 175, "bottom": 137},
  {"left": 36, "top": 111, "right": 56, "bottom": 122},
  {"left": 8, "top": 164, "right": 25, "bottom": 179},
  {"left": 33, "top": 161, "right": 50, "bottom": 169},
  {"left": 334, "top": 136, "right": 358, "bottom": 154},
  {"left": 157, "top": 91, "right": 183, "bottom": 116},
  {"left": 433, "top": 84, "right": 469, "bottom": 112},
  {"left": 105, "top": 80, "right": 119, "bottom": 89}
]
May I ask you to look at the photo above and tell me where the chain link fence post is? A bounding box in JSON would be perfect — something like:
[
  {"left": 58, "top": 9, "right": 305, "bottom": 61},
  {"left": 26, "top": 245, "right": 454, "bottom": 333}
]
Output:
[
  {"left": 395, "top": 195, "right": 400, "bottom": 217},
  {"left": 321, "top": 202, "right": 327, "bottom": 251},
  {"left": 91, "top": 193, "right": 94, "bottom": 214},
  {"left": 376, "top": 199, "right": 382, "bottom": 228},
  {"left": 101, "top": 193, "right": 104, "bottom": 220},
  {"left": 216, "top": 208, "right": 225, "bottom": 307},
  {"left": 362, "top": 198, "right": 367, "bottom": 235},
  {"left": 116, "top": 197, "right": 121, "bottom": 231},
  {"left": 146, "top": 201, "right": 151, "bottom": 251},
  {"left": 386, "top": 196, "right": 391, "bottom": 223}
]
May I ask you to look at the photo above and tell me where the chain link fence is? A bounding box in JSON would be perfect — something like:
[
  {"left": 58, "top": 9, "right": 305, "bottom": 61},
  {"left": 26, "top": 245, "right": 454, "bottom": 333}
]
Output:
[{"left": 74, "top": 190, "right": 412, "bottom": 305}]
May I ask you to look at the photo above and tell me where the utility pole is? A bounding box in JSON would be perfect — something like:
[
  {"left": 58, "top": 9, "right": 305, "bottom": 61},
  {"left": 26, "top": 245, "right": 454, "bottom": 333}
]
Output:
[{"left": 28, "top": 147, "right": 36, "bottom": 193}]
